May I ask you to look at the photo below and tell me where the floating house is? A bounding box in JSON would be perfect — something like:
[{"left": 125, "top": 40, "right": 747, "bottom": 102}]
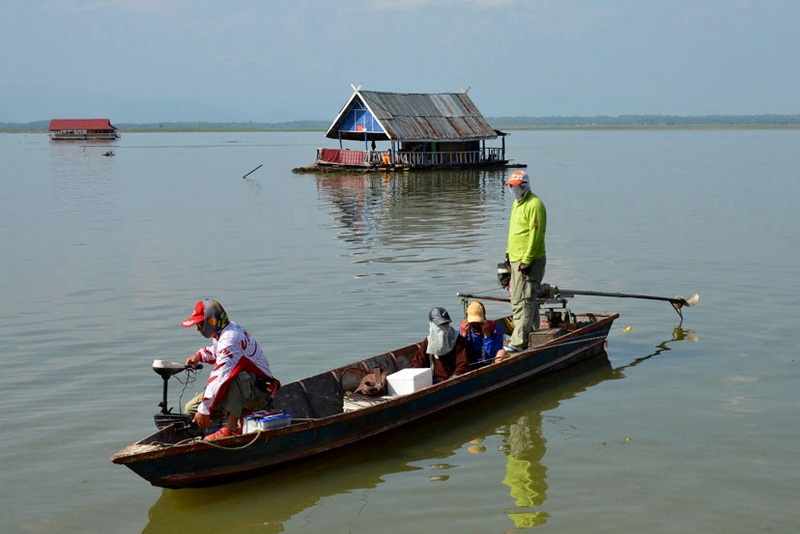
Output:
[
  {"left": 48, "top": 119, "right": 120, "bottom": 140},
  {"left": 299, "top": 86, "right": 514, "bottom": 172}
]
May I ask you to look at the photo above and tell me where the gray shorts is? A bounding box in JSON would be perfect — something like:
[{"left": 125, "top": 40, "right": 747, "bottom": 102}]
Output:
[{"left": 184, "top": 372, "right": 271, "bottom": 420}]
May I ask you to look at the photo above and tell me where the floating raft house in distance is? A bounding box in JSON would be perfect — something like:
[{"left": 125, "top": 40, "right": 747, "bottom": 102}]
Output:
[
  {"left": 49, "top": 118, "right": 120, "bottom": 140},
  {"left": 294, "top": 85, "right": 520, "bottom": 173}
]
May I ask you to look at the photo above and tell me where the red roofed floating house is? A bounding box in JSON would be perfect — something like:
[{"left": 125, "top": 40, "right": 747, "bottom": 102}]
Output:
[
  {"left": 296, "top": 85, "right": 518, "bottom": 172},
  {"left": 48, "top": 119, "right": 120, "bottom": 141}
]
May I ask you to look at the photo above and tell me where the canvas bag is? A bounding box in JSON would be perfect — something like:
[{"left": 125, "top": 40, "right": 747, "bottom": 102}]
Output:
[{"left": 353, "top": 366, "right": 388, "bottom": 396}]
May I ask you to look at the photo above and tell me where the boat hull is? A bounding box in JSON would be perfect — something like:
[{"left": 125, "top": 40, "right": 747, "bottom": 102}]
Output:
[{"left": 111, "top": 312, "right": 617, "bottom": 488}]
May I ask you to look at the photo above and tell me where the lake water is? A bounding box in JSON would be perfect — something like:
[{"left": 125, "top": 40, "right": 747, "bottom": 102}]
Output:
[{"left": 1, "top": 129, "right": 798, "bottom": 533}]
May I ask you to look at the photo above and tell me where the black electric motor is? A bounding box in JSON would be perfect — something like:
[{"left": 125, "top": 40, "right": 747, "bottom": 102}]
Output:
[{"left": 152, "top": 360, "right": 202, "bottom": 430}]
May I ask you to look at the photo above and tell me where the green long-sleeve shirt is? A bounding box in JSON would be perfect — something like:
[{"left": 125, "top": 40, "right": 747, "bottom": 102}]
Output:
[{"left": 506, "top": 191, "right": 547, "bottom": 264}]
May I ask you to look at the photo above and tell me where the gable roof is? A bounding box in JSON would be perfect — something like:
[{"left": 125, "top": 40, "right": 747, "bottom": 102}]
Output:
[
  {"left": 325, "top": 89, "right": 497, "bottom": 142},
  {"left": 49, "top": 119, "right": 117, "bottom": 131}
]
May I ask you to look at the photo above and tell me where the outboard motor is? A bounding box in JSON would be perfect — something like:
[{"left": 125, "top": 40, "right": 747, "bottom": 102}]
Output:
[{"left": 152, "top": 360, "right": 202, "bottom": 429}]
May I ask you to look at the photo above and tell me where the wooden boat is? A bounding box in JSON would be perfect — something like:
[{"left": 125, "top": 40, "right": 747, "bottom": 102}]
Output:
[{"left": 110, "top": 303, "right": 618, "bottom": 489}]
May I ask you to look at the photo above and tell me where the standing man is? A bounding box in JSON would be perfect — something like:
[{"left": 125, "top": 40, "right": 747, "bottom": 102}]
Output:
[
  {"left": 182, "top": 299, "right": 278, "bottom": 440},
  {"left": 505, "top": 170, "right": 547, "bottom": 353}
]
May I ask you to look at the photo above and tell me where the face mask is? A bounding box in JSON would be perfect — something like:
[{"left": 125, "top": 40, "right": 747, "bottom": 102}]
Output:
[
  {"left": 511, "top": 184, "right": 529, "bottom": 201},
  {"left": 198, "top": 321, "right": 217, "bottom": 339}
]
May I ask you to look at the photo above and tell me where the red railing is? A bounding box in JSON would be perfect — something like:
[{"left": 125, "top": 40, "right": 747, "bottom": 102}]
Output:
[{"left": 316, "top": 147, "right": 504, "bottom": 167}]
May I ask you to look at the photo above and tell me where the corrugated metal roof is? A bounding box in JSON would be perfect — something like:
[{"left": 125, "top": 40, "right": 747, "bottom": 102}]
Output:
[
  {"left": 325, "top": 90, "right": 497, "bottom": 141},
  {"left": 49, "top": 119, "right": 116, "bottom": 131}
]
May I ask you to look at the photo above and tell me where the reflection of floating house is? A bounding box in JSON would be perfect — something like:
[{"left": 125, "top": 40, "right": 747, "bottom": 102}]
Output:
[
  {"left": 49, "top": 119, "right": 120, "bottom": 140},
  {"left": 296, "top": 86, "right": 518, "bottom": 172}
]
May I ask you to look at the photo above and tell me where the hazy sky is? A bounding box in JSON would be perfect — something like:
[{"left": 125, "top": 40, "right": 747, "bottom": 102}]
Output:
[{"left": 3, "top": 0, "right": 799, "bottom": 123}]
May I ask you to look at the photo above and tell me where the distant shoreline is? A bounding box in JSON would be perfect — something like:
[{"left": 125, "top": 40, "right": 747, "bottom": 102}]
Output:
[{"left": 3, "top": 115, "right": 799, "bottom": 133}]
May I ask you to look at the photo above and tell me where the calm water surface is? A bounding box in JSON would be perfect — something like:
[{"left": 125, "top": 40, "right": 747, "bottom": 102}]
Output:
[{"left": 1, "top": 130, "right": 798, "bottom": 533}]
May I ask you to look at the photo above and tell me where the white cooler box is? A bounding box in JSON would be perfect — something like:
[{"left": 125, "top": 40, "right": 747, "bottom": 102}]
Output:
[
  {"left": 387, "top": 368, "right": 432, "bottom": 396},
  {"left": 343, "top": 395, "right": 391, "bottom": 412}
]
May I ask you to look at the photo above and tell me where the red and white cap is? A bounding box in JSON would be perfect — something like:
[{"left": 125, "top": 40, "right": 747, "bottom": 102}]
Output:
[{"left": 181, "top": 300, "right": 206, "bottom": 327}]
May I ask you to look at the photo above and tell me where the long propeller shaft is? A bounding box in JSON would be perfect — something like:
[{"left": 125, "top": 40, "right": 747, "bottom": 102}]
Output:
[{"left": 457, "top": 286, "right": 699, "bottom": 319}]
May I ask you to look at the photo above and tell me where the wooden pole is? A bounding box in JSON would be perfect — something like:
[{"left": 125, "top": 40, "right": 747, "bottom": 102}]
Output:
[{"left": 242, "top": 164, "right": 263, "bottom": 179}]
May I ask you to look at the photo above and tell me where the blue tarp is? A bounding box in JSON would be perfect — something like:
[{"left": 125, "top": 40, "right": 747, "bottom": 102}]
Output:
[{"left": 340, "top": 102, "right": 382, "bottom": 133}]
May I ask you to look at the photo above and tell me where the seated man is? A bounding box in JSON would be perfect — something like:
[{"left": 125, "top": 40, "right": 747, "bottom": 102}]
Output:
[
  {"left": 410, "top": 307, "right": 470, "bottom": 383},
  {"left": 181, "top": 299, "right": 279, "bottom": 440},
  {"left": 459, "top": 301, "right": 507, "bottom": 365}
]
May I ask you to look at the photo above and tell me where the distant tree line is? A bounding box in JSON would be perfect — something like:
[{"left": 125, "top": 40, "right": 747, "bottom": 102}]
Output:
[
  {"left": 117, "top": 120, "right": 329, "bottom": 131},
  {"left": 3, "top": 115, "right": 800, "bottom": 132},
  {"left": 490, "top": 114, "right": 800, "bottom": 129},
  {"left": 0, "top": 120, "right": 329, "bottom": 132}
]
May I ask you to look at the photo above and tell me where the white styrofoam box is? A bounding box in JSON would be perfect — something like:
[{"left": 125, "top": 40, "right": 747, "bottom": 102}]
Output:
[
  {"left": 387, "top": 367, "right": 433, "bottom": 396},
  {"left": 242, "top": 415, "right": 257, "bottom": 434},
  {"left": 343, "top": 396, "right": 392, "bottom": 412}
]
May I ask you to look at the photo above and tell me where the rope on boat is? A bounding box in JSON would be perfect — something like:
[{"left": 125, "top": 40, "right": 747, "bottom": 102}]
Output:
[
  {"left": 148, "top": 430, "right": 264, "bottom": 451},
  {"left": 200, "top": 430, "right": 264, "bottom": 451},
  {"left": 147, "top": 438, "right": 198, "bottom": 448}
]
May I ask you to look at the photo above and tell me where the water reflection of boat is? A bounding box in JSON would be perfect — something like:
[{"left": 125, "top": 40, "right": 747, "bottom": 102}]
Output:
[{"left": 316, "top": 169, "right": 508, "bottom": 247}]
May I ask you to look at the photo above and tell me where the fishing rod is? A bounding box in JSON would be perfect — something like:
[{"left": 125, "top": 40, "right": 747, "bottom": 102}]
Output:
[{"left": 458, "top": 284, "right": 699, "bottom": 319}]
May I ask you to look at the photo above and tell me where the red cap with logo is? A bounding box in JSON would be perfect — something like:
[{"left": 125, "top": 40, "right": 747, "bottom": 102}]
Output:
[{"left": 181, "top": 300, "right": 206, "bottom": 327}]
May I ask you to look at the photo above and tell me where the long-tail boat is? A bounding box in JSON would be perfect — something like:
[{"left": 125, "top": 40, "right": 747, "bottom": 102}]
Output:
[{"left": 111, "top": 288, "right": 697, "bottom": 489}]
